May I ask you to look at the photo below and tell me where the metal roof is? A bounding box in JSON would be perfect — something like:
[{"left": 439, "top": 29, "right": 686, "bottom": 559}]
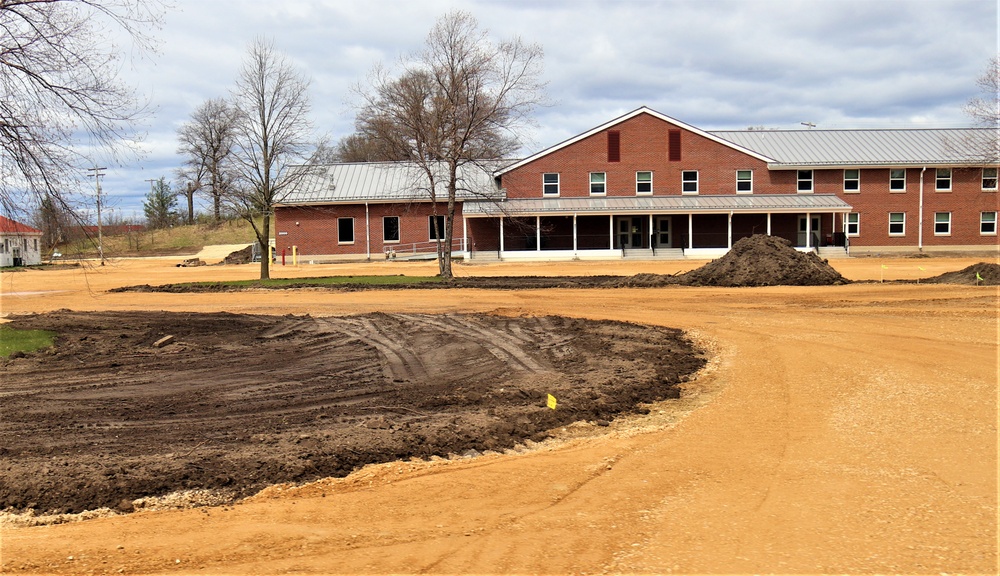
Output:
[
  {"left": 463, "top": 194, "right": 852, "bottom": 217},
  {"left": 711, "top": 129, "right": 994, "bottom": 168},
  {"left": 278, "top": 161, "right": 504, "bottom": 205}
]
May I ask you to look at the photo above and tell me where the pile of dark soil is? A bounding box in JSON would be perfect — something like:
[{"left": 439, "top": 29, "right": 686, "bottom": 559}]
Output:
[
  {"left": 0, "top": 310, "right": 704, "bottom": 515},
  {"left": 677, "top": 235, "right": 849, "bottom": 287},
  {"left": 222, "top": 245, "right": 253, "bottom": 265},
  {"left": 921, "top": 262, "right": 1000, "bottom": 285}
]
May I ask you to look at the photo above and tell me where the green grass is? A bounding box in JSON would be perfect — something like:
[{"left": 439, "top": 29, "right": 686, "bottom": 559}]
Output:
[
  {"left": 0, "top": 325, "right": 56, "bottom": 357},
  {"left": 183, "top": 275, "right": 445, "bottom": 288},
  {"left": 57, "top": 218, "right": 261, "bottom": 258}
]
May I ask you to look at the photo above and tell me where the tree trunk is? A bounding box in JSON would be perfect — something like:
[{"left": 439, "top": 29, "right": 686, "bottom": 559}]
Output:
[{"left": 259, "top": 215, "right": 270, "bottom": 280}]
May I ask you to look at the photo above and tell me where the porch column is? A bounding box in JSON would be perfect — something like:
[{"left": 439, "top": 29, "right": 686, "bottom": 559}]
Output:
[
  {"left": 609, "top": 215, "right": 614, "bottom": 249},
  {"left": 727, "top": 211, "right": 733, "bottom": 249},
  {"left": 462, "top": 214, "right": 468, "bottom": 253},
  {"left": 649, "top": 214, "right": 654, "bottom": 249},
  {"left": 806, "top": 212, "right": 812, "bottom": 248},
  {"left": 499, "top": 217, "right": 505, "bottom": 253},
  {"left": 573, "top": 214, "right": 578, "bottom": 252},
  {"left": 688, "top": 213, "right": 693, "bottom": 250},
  {"left": 536, "top": 216, "right": 541, "bottom": 251},
  {"left": 767, "top": 212, "right": 772, "bottom": 236}
]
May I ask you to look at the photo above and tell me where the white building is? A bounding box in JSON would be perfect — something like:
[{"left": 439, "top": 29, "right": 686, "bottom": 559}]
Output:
[{"left": 0, "top": 215, "right": 43, "bottom": 267}]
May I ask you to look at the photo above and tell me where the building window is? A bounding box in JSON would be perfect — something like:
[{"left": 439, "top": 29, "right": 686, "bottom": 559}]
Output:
[
  {"left": 983, "top": 168, "right": 998, "bottom": 191},
  {"left": 797, "top": 170, "right": 813, "bottom": 192},
  {"left": 338, "top": 217, "right": 354, "bottom": 244},
  {"left": 736, "top": 170, "right": 753, "bottom": 193},
  {"left": 383, "top": 216, "right": 400, "bottom": 243},
  {"left": 890, "top": 169, "right": 906, "bottom": 191},
  {"left": 981, "top": 211, "right": 997, "bottom": 235},
  {"left": 428, "top": 215, "right": 446, "bottom": 240},
  {"left": 636, "top": 171, "right": 652, "bottom": 194},
  {"left": 843, "top": 169, "right": 860, "bottom": 192},
  {"left": 590, "top": 172, "right": 606, "bottom": 195},
  {"left": 681, "top": 171, "right": 698, "bottom": 194},
  {"left": 668, "top": 130, "right": 681, "bottom": 161},
  {"left": 543, "top": 173, "right": 559, "bottom": 196},
  {"left": 934, "top": 212, "right": 951, "bottom": 235},
  {"left": 935, "top": 168, "right": 951, "bottom": 191},
  {"left": 846, "top": 212, "right": 860, "bottom": 236},
  {"left": 33, "top": 239, "right": 38, "bottom": 251},
  {"left": 889, "top": 212, "right": 905, "bottom": 236},
  {"left": 607, "top": 130, "right": 620, "bottom": 162}
]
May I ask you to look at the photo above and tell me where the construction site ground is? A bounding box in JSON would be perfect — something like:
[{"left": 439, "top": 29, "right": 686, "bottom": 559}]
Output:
[{"left": 0, "top": 253, "right": 996, "bottom": 575}]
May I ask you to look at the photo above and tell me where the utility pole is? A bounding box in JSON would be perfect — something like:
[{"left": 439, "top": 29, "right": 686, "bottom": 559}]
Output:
[{"left": 87, "top": 167, "right": 107, "bottom": 265}]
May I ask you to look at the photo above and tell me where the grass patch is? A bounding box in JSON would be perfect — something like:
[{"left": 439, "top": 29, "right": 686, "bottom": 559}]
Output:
[
  {"left": 183, "top": 275, "right": 445, "bottom": 288},
  {"left": 56, "top": 218, "right": 260, "bottom": 259},
  {"left": 0, "top": 325, "right": 56, "bottom": 357}
]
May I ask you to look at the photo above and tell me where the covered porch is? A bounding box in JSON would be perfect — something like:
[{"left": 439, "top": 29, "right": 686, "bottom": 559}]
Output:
[{"left": 460, "top": 195, "right": 853, "bottom": 260}]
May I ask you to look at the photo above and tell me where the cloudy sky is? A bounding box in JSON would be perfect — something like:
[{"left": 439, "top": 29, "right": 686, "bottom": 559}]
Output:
[{"left": 88, "top": 0, "right": 997, "bottom": 218}]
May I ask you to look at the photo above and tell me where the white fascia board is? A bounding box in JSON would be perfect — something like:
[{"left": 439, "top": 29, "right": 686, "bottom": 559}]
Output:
[{"left": 496, "top": 106, "right": 776, "bottom": 176}]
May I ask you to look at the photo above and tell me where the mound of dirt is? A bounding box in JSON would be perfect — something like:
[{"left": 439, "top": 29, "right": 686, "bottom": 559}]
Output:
[
  {"left": 0, "top": 310, "right": 705, "bottom": 515},
  {"left": 677, "top": 235, "right": 849, "bottom": 287},
  {"left": 221, "top": 244, "right": 253, "bottom": 265},
  {"left": 922, "top": 262, "right": 1000, "bottom": 285}
]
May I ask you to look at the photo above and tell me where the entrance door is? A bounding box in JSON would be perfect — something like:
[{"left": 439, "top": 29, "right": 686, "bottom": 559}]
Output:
[
  {"left": 616, "top": 216, "right": 646, "bottom": 249},
  {"left": 798, "top": 216, "right": 820, "bottom": 247},
  {"left": 655, "top": 216, "right": 672, "bottom": 248}
]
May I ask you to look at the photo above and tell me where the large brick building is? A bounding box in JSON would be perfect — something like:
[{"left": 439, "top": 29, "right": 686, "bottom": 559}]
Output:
[{"left": 276, "top": 107, "right": 999, "bottom": 260}]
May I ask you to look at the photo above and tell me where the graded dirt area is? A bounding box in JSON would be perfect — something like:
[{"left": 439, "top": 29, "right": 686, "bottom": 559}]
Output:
[
  {"left": 0, "top": 254, "right": 997, "bottom": 575},
  {"left": 0, "top": 310, "right": 702, "bottom": 515}
]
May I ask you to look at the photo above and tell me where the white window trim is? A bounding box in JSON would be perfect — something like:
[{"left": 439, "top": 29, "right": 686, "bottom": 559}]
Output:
[
  {"left": 797, "top": 170, "right": 813, "bottom": 193},
  {"left": 935, "top": 168, "right": 952, "bottom": 192},
  {"left": 933, "top": 212, "right": 951, "bottom": 236},
  {"left": 843, "top": 169, "right": 860, "bottom": 193},
  {"left": 590, "top": 172, "right": 606, "bottom": 196},
  {"left": 889, "top": 169, "right": 906, "bottom": 193},
  {"left": 337, "top": 217, "right": 355, "bottom": 245},
  {"left": 382, "top": 216, "right": 400, "bottom": 244},
  {"left": 636, "top": 171, "right": 653, "bottom": 195},
  {"left": 681, "top": 170, "right": 699, "bottom": 195},
  {"left": 736, "top": 170, "right": 753, "bottom": 194},
  {"left": 980, "top": 211, "right": 997, "bottom": 235},
  {"left": 846, "top": 212, "right": 860, "bottom": 237},
  {"left": 888, "top": 212, "right": 906, "bottom": 237},
  {"left": 543, "top": 173, "right": 560, "bottom": 196},
  {"left": 982, "top": 168, "right": 998, "bottom": 191}
]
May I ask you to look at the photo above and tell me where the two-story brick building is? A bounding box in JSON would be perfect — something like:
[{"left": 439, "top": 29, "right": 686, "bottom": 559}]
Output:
[{"left": 276, "top": 107, "right": 998, "bottom": 261}]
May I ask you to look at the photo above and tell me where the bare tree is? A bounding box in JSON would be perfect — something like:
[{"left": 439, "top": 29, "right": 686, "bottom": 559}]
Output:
[
  {"left": 228, "top": 37, "right": 313, "bottom": 280},
  {"left": 0, "top": 0, "right": 163, "bottom": 219},
  {"left": 964, "top": 56, "right": 1000, "bottom": 163},
  {"left": 176, "top": 97, "right": 238, "bottom": 223},
  {"left": 355, "top": 10, "right": 545, "bottom": 279}
]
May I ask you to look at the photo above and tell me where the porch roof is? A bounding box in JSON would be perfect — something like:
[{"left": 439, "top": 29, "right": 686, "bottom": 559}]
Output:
[{"left": 463, "top": 194, "right": 853, "bottom": 217}]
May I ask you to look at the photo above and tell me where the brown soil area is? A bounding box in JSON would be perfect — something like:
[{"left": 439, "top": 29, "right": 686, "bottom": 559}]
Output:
[
  {"left": 922, "top": 261, "right": 1000, "bottom": 285},
  {"left": 0, "top": 311, "right": 702, "bottom": 515}
]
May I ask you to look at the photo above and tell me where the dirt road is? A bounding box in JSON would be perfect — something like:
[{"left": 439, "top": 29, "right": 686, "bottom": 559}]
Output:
[{"left": 1, "top": 256, "right": 997, "bottom": 574}]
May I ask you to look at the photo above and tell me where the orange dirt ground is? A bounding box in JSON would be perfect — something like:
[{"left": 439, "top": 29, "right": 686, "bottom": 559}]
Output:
[{"left": 0, "top": 254, "right": 997, "bottom": 575}]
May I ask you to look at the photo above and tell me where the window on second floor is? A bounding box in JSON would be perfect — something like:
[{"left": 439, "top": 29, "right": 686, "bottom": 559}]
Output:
[
  {"left": 681, "top": 171, "right": 698, "bottom": 194},
  {"left": 843, "top": 169, "right": 860, "bottom": 192},
  {"left": 590, "top": 172, "right": 606, "bottom": 195},
  {"left": 736, "top": 170, "right": 753, "bottom": 193},
  {"left": 935, "top": 168, "right": 952, "bottom": 191},
  {"left": 636, "top": 171, "right": 652, "bottom": 194},
  {"left": 890, "top": 169, "right": 906, "bottom": 191},
  {"left": 543, "top": 173, "right": 559, "bottom": 196},
  {"left": 797, "top": 170, "right": 813, "bottom": 192},
  {"left": 983, "top": 168, "right": 998, "bottom": 191}
]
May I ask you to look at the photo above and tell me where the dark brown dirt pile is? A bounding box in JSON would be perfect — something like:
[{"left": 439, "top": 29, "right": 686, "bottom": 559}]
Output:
[
  {"left": 921, "top": 262, "right": 1000, "bottom": 285},
  {"left": 677, "top": 235, "right": 849, "bottom": 287},
  {"left": 221, "top": 245, "right": 253, "bottom": 265},
  {"left": 0, "top": 310, "right": 705, "bottom": 515}
]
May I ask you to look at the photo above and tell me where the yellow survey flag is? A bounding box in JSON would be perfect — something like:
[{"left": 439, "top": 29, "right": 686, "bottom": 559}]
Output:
[
  {"left": 976, "top": 272, "right": 984, "bottom": 281},
  {"left": 881, "top": 264, "right": 889, "bottom": 269},
  {"left": 919, "top": 266, "right": 926, "bottom": 271},
  {"left": 546, "top": 394, "right": 557, "bottom": 410}
]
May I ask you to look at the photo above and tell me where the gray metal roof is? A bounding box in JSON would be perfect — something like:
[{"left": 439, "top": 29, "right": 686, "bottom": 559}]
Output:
[
  {"left": 463, "top": 194, "right": 852, "bottom": 217},
  {"left": 711, "top": 128, "right": 994, "bottom": 168},
  {"left": 278, "top": 161, "right": 504, "bottom": 205}
]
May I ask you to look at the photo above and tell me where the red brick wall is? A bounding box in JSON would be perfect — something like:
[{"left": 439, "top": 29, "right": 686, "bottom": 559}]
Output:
[{"left": 275, "top": 202, "right": 463, "bottom": 257}]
